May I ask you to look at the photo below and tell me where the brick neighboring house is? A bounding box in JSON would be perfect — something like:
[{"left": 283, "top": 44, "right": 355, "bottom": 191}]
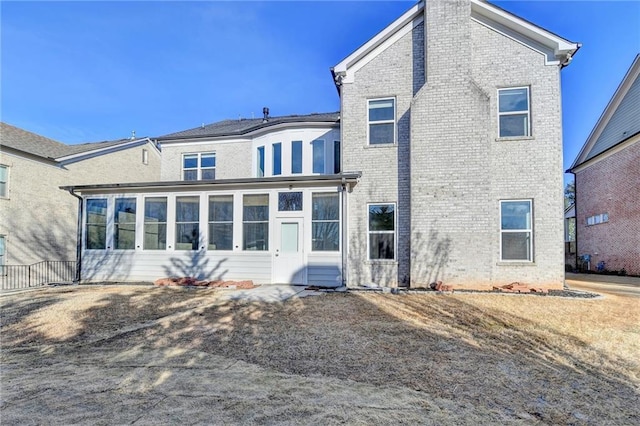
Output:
[
  {"left": 63, "top": 0, "right": 579, "bottom": 289},
  {"left": 569, "top": 54, "right": 640, "bottom": 275},
  {"left": 0, "top": 123, "right": 161, "bottom": 269}
]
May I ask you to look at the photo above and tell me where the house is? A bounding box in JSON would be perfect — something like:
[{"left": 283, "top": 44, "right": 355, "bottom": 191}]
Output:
[
  {"left": 0, "top": 123, "right": 161, "bottom": 272},
  {"left": 569, "top": 54, "right": 640, "bottom": 276},
  {"left": 62, "top": 0, "right": 579, "bottom": 289}
]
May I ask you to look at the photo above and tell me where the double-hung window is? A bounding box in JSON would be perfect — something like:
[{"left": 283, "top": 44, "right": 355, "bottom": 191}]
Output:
[
  {"left": 312, "top": 193, "right": 339, "bottom": 251},
  {"left": 368, "top": 203, "right": 395, "bottom": 260},
  {"left": 183, "top": 153, "right": 216, "bottom": 181},
  {"left": 209, "top": 195, "right": 233, "bottom": 250},
  {"left": 0, "top": 165, "right": 7, "bottom": 198},
  {"left": 498, "top": 87, "right": 530, "bottom": 137},
  {"left": 86, "top": 199, "right": 107, "bottom": 249},
  {"left": 114, "top": 198, "right": 136, "bottom": 250},
  {"left": 500, "top": 200, "right": 533, "bottom": 261},
  {"left": 368, "top": 98, "right": 395, "bottom": 145},
  {"left": 144, "top": 197, "right": 167, "bottom": 250},
  {"left": 176, "top": 196, "right": 200, "bottom": 250},
  {"left": 243, "top": 194, "right": 269, "bottom": 250}
]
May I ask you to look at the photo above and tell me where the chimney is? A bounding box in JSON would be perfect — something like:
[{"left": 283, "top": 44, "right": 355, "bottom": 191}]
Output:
[
  {"left": 425, "top": 0, "right": 471, "bottom": 85},
  {"left": 262, "top": 107, "right": 270, "bottom": 123}
]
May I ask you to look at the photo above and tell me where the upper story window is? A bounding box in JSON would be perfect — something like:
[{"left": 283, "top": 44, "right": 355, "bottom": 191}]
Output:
[
  {"left": 500, "top": 200, "right": 533, "bottom": 261},
  {"left": 291, "top": 141, "right": 302, "bottom": 174},
  {"left": 312, "top": 140, "right": 325, "bottom": 173},
  {"left": 368, "top": 98, "right": 395, "bottom": 145},
  {"left": 183, "top": 153, "right": 215, "bottom": 181},
  {"left": 272, "top": 143, "right": 282, "bottom": 176},
  {"left": 142, "top": 149, "right": 149, "bottom": 165},
  {"left": 333, "top": 141, "right": 341, "bottom": 174},
  {"left": 0, "top": 165, "right": 8, "bottom": 198},
  {"left": 257, "top": 146, "right": 265, "bottom": 177},
  {"left": 498, "top": 87, "right": 530, "bottom": 138}
]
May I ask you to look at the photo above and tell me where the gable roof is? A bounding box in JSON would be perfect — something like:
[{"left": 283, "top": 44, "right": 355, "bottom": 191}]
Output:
[
  {"left": 1, "top": 122, "right": 70, "bottom": 159},
  {"left": 157, "top": 112, "right": 340, "bottom": 141},
  {"left": 331, "top": 0, "right": 579, "bottom": 87},
  {"left": 1, "top": 122, "right": 157, "bottom": 164},
  {"left": 571, "top": 54, "right": 640, "bottom": 170}
]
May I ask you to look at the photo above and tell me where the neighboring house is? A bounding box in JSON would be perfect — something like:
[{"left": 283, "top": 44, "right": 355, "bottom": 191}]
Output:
[
  {"left": 569, "top": 54, "right": 640, "bottom": 275},
  {"left": 0, "top": 123, "right": 161, "bottom": 268},
  {"left": 63, "top": 0, "right": 579, "bottom": 289}
]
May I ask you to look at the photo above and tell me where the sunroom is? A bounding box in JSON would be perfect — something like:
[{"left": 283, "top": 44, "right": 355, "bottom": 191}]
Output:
[{"left": 62, "top": 174, "right": 359, "bottom": 286}]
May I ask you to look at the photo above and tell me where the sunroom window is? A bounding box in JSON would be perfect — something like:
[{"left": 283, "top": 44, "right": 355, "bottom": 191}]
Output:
[
  {"left": 114, "top": 198, "right": 136, "bottom": 250},
  {"left": 312, "top": 193, "right": 339, "bottom": 251},
  {"left": 176, "top": 196, "right": 200, "bottom": 250},
  {"left": 144, "top": 197, "right": 167, "bottom": 250},
  {"left": 243, "top": 194, "right": 269, "bottom": 250},
  {"left": 498, "top": 87, "right": 530, "bottom": 137},
  {"left": 368, "top": 98, "right": 395, "bottom": 145},
  {"left": 86, "top": 199, "right": 107, "bottom": 249},
  {"left": 209, "top": 195, "right": 233, "bottom": 250}
]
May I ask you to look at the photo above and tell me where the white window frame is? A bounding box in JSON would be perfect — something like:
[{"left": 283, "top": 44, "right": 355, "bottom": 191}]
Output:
[
  {"left": 113, "top": 197, "right": 137, "bottom": 250},
  {"left": 85, "top": 198, "right": 109, "bottom": 250},
  {"left": 498, "top": 87, "right": 531, "bottom": 138},
  {"left": 367, "top": 98, "right": 396, "bottom": 145},
  {"left": 499, "top": 199, "right": 533, "bottom": 262},
  {"left": 143, "top": 196, "right": 168, "bottom": 250},
  {"left": 0, "top": 165, "right": 8, "bottom": 198},
  {"left": 367, "top": 202, "right": 396, "bottom": 261},
  {"left": 311, "top": 192, "right": 340, "bottom": 252},
  {"left": 208, "top": 194, "right": 234, "bottom": 251},
  {"left": 182, "top": 152, "right": 216, "bottom": 181}
]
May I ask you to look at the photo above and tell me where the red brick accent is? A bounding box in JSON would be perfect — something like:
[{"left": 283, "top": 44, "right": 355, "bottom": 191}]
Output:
[{"left": 575, "top": 140, "right": 640, "bottom": 275}]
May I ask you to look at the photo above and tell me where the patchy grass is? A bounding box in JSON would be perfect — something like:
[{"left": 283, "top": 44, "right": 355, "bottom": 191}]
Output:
[{"left": 1, "top": 286, "right": 638, "bottom": 424}]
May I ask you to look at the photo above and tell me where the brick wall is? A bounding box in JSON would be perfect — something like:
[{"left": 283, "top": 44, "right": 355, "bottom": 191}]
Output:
[
  {"left": 575, "top": 139, "right": 640, "bottom": 275},
  {"left": 342, "top": 0, "right": 566, "bottom": 289},
  {"left": 161, "top": 140, "right": 252, "bottom": 181}
]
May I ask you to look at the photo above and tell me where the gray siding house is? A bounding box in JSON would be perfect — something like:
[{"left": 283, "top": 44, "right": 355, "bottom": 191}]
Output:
[{"left": 64, "top": 0, "right": 579, "bottom": 289}]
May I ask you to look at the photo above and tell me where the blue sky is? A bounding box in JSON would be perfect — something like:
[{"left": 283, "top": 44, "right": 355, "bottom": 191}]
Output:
[{"left": 1, "top": 1, "right": 639, "bottom": 179}]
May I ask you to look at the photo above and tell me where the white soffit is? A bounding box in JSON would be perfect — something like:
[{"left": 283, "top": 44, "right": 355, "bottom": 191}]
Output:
[
  {"left": 470, "top": 0, "right": 578, "bottom": 65},
  {"left": 332, "top": 2, "right": 424, "bottom": 84}
]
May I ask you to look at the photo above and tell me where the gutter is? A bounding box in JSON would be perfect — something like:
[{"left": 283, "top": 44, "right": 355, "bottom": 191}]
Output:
[{"left": 65, "top": 188, "right": 83, "bottom": 283}]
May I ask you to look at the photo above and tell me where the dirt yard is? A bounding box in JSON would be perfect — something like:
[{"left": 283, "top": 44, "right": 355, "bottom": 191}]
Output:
[{"left": 1, "top": 285, "right": 639, "bottom": 424}]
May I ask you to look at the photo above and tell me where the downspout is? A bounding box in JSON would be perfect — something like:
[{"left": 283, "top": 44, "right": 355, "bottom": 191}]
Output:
[
  {"left": 341, "top": 179, "right": 348, "bottom": 288},
  {"left": 66, "top": 188, "right": 83, "bottom": 283}
]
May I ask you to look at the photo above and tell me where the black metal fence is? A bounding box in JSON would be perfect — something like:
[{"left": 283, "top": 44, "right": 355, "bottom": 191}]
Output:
[{"left": 1, "top": 261, "right": 76, "bottom": 290}]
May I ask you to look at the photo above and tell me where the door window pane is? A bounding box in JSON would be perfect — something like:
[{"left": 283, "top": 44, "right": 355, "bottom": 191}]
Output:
[
  {"left": 278, "top": 192, "right": 303, "bottom": 211},
  {"left": 281, "top": 223, "right": 299, "bottom": 253}
]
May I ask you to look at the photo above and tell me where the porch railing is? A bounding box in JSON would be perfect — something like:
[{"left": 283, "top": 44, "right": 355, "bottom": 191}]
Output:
[{"left": 0, "top": 261, "right": 76, "bottom": 291}]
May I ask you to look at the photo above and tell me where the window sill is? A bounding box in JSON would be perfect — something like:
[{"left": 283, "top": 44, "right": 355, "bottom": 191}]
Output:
[
  {"left": 365, "top": 260, "right": 398, "bottom": 265},
  {"left": 496, "top": 261, "right": 536, "bottom": 266},
  {"left": 364, "top": 143, "right": 397, "bottom": 149},
  {"left": 496, "top": 136, "right": 535, "bottom": 142}
]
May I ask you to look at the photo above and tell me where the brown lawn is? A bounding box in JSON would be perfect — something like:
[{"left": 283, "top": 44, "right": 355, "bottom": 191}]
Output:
[{"left": 1, "top": 285, "right": 638, "bottom": 424}]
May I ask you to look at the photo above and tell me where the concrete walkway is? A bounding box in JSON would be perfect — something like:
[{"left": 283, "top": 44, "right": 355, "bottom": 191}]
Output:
[
  {"left": 221, "top": 284, "right": 321, "bottom": 303},
  {"left": 566, "top": 273, "right": 640, "bottom": 298}
]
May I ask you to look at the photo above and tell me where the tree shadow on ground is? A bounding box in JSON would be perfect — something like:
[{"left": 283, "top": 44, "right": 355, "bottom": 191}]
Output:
[{"left": 1, "top": 288, "right": 638, "bottom": 424}]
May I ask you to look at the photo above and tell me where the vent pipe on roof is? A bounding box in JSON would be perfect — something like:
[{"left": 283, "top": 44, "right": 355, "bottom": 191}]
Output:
[
  {"left": 130, "top": 130, "right": 136, "bottom": 140},
  {"left": 263, "top": 107, "right": 270, "bottom": 123}
]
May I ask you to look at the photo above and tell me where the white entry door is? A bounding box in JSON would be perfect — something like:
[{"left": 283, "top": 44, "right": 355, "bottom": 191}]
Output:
[{"left": 273, "top": 218, "right": 305, "bottom": 284}]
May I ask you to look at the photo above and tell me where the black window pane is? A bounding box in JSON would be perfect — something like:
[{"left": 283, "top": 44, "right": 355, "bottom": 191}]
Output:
[
  {"left": 369, "top": 233, "right": 394, "bottom": 260},
  {"left": 499, "top": 88, "right": 528, "bottom": 112},
  {"left": 183, "top": 170, "right": 197, "bottom": 181},
  {"left": 273, "top": 143, "right": 282, "bottom": 175},
  {"left": 278, "top": 192, "right": 303, "bottom": 211},
  {"left": 292, "top": 141, "right": 302, "bottom": 174},
  {"left": 369, "top": 205, "right": 395, "bottom": 231},
  {"left": 176, "top": 197, "right": 199, "bottom": 222},
  {"left": 144, "top": 223, "right": 166, "bottom": 250},
  {"left": 183, "top": 155, "right": 198, "bottom": 168},
  {"left": 502, "top": 232, "right": 531, "bottom": 260},
  {"left": 368, "top": 99, "right": 394, "bottom": 121},
  {"left": 209, "top": 196, "right": 233, "bottom": 221},
  {"left": 201, "top": 169, "right": 215, "bottom": 180},
  {"left": 243, "top": 223, "right": 268, "bottom": 250},
  {"left": 145, "top": 198, "right": 167, "bottom": 222},
  {"left": 243, "top": 195, "right": 269, "bottom": 221},
  {"left": 201, "top": 154, "right": 215, "bottom": 168},
  {"left": 115, "top": 224, "right": 135, "bottom": 250},
  {"left": 176, "top": 223, "right": 199, "bottom": 249},
  {"left": 369, "top": 123, "right": 394, "bottom": 144},
  {"left": 209, "top": 223, "right": 233, "bottom": 250},
  {"left": 312, "top": 194, "right": 339, "bottom": 220},
  {"left": 312, "top": 222, "right": 339, "bottom": 251},
  {"left": 334, "top": 141, "right": 341, "bottom": 174},
  {"left": 499, "top": 115, "right": 528, "bottom": 137}
]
